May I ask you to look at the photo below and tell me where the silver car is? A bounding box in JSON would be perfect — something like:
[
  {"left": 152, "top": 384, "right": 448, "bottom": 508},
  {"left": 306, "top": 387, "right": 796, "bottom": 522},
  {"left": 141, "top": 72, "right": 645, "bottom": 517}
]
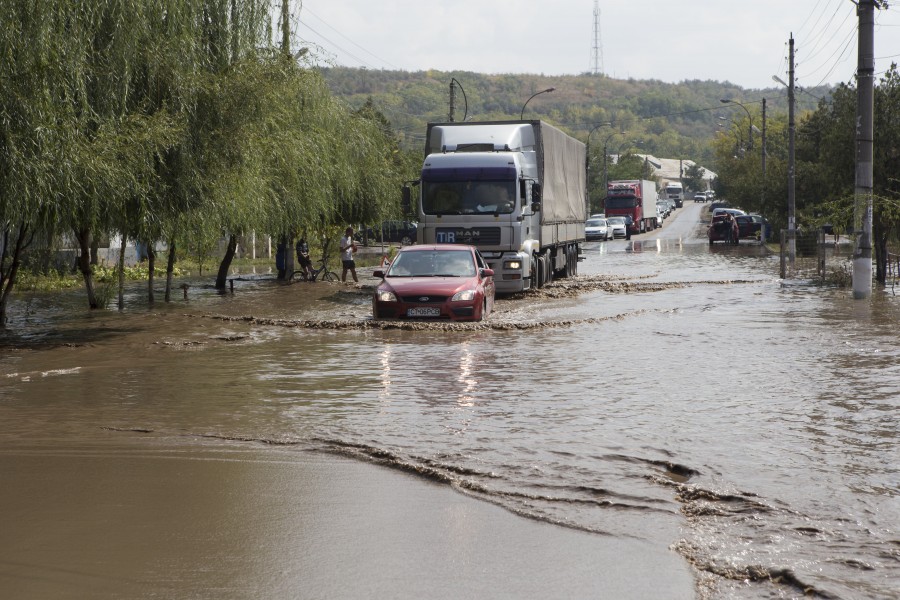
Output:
[
  {"left": 605, "top": 216, "right": 628, "bottom": 239},
  {"left": 585, "top": 217, "right": 611, "bottom": 241}
]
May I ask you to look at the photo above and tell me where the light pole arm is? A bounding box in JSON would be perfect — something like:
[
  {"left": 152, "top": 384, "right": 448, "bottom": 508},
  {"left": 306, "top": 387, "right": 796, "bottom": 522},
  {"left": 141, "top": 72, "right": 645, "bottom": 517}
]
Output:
[{"left": 520, "top": 87, "right": 555, "bottom": 120}]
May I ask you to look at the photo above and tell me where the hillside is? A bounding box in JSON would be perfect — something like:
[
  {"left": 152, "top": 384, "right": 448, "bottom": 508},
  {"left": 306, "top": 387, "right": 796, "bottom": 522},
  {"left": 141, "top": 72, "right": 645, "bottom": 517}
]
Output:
[{"left": 321, "top": 67, "right": 827, "bottom": 168}]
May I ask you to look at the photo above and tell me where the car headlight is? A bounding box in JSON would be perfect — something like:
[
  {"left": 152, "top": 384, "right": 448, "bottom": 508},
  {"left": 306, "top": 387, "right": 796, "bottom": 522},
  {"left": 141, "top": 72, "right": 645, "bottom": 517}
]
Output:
[
  {"left": 503, "top": 260, "right": 521, "bottom": 270},
  {"left": 376, "top": 290, "right": 397, "bottom": 302},
  {"left": 451, "top": 289, "right": 476, "bottom": 302}
]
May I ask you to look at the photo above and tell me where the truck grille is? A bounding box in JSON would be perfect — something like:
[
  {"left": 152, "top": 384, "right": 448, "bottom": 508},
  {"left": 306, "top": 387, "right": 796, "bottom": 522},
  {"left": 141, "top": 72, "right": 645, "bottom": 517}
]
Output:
[{"left": 434, "top": 227, "right": 501, "bottom": 246}]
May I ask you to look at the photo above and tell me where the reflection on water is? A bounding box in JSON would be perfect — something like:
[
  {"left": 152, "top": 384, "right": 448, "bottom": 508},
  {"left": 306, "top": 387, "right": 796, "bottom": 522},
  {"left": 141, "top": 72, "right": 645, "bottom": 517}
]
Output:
[{"left": 1, "top": 206, "right": 898, "bottom": 599}]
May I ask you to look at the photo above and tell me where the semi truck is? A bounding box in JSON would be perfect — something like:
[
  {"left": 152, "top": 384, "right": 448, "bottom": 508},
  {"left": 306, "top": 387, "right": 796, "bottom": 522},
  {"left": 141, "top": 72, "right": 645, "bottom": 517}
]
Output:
[
  {"left": 605, "top": 179, "right": 659, "bottom": 235},
  {"left": 402, "top": 120, "right": 586, "bottom": 293},
  {"left": 663, "top": 181, "right": 684, "bottom": 208}
]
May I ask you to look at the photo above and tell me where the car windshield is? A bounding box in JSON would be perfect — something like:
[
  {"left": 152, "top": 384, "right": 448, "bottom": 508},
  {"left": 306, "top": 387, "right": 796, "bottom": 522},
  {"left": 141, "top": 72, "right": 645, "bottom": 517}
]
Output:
[
  {"left": 386, "top": 250, "right": 476, "bottom": 277},
  {"left": 586, "top": 219, "right": 603, "bottom": 226},
  {"left": 607, "top": 217, "right": 625, "bottom": 225}
]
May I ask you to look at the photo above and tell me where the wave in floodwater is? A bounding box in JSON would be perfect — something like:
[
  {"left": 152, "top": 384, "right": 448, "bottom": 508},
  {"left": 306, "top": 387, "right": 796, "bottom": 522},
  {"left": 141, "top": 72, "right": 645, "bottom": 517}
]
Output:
[{"left": 3, "top": 207, "right": 898, "bottom": 600}]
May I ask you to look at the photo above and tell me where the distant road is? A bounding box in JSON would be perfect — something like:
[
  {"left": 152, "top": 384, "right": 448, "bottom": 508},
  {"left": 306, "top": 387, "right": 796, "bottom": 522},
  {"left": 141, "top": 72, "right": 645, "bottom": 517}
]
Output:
[{"left": 640, "top": 200, "right": 706, "bottom": 242}]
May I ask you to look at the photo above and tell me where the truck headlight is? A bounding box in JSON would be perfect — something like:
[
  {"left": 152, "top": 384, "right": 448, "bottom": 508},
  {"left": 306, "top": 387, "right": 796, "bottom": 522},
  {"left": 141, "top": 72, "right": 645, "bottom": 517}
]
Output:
[
  {"left": 504, "top": 260, "right": 522, "bottom": 270},
  {"left": 376, "top": 290, "right": 397, "bottom": 302},
  {"left": 451, "top": 289, "right": 476, "bottom": 302}
]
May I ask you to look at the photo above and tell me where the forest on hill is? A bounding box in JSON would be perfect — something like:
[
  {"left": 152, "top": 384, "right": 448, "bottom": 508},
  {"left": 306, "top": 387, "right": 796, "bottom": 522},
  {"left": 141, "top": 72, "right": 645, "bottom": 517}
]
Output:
[{"left": 321, "top": 67, "right": 829, "bottom": 168}]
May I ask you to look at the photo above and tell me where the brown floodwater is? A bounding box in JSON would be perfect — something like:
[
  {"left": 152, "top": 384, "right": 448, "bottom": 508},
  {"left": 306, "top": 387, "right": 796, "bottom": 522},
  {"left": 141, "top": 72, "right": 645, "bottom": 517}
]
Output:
[{"left": 1, "top": 202, "right": 898, "bottom": 599}]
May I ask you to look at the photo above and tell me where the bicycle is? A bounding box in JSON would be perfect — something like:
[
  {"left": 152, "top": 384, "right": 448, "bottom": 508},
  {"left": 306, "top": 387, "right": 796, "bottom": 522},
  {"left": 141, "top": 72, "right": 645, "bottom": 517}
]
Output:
[{"left": 291, "top": 255, "right": 339, "bottom": 282}]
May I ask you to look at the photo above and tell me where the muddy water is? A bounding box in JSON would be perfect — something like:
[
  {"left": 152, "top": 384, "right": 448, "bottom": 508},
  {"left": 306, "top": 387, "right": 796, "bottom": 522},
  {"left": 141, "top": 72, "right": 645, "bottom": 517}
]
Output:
[{"left": 1, "top": 202, "right": 898, "bottom": 599}]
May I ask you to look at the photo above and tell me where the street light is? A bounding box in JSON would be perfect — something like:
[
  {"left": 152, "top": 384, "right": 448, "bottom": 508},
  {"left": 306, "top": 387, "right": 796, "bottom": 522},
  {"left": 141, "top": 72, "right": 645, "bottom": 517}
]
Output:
[
  {"left": 720, "top": 98, "right": 753, "bottom": 150},
  {"left": 718, "top": 116, "right": 745, "bottom": 152},
  {"left": 520, "top": 87, "right": 555, "bottom": 120}
]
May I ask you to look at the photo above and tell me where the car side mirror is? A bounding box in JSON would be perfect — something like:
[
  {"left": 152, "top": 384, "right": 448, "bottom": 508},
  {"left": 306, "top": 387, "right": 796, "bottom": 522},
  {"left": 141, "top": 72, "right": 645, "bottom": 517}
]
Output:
[
  {"left": 481, "top": 268, "right": 494, "bottom": 278},
  {"left": 373, "top": 270, "right": 385, "bottom": 279}
]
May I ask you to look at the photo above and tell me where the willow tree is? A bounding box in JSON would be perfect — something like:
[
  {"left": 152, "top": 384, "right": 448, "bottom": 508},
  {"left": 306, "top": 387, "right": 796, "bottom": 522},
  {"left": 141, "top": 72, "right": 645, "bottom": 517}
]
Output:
[{"left": 0, "top": 2, "right": 65, "bottom": 324}]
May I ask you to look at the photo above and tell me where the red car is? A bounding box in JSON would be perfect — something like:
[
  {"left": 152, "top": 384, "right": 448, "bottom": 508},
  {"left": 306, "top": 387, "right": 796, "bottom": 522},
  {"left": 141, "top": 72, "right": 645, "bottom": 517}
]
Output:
[{"left": 372, "top": 245, "right": 495, "bottom": 321}]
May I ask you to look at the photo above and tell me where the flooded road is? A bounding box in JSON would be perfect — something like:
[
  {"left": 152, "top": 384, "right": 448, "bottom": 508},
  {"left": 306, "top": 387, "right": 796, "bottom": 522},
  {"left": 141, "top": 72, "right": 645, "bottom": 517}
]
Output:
[{"left": 1, "top": 202, "right": 898, "bottom": 599}]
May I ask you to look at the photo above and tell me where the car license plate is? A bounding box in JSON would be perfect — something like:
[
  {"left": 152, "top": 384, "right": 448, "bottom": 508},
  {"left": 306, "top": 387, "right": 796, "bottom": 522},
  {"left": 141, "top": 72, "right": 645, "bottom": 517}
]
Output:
[{"left": 407, "top": 306, "right": 440, "bottom": 317}]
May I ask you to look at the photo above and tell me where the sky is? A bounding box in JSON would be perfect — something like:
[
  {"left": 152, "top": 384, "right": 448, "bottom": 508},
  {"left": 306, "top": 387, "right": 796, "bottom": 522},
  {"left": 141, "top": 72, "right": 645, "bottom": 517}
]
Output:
[{"left": 293, "top": 0, "right": 900, "bottom": 90}]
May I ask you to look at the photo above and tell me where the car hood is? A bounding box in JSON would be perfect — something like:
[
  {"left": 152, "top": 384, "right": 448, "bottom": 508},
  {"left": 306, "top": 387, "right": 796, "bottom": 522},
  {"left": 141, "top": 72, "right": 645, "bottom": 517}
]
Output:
[{"left": 381, "top": 276, "right": 478, "bottom": 296}]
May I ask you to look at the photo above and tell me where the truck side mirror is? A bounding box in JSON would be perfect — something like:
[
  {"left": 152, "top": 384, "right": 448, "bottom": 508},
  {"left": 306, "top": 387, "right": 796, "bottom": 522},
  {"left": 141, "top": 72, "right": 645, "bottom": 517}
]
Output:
[
  {"left": 401, "top": 187, "right": 411, "bottom": 215},
  {"left": 531, "top": 182, "right": 542, "bottom": 211},
  {"left": 519, "top": 179, "right": 528, "bottom": 204}
]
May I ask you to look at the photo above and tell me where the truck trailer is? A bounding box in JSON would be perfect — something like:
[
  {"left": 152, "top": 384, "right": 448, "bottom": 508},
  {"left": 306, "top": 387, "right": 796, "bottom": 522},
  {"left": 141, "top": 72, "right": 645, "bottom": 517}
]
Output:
[
  {"left": 402, "top": 120, "right": 586, "bottom": 293},
  {"left": 605, "top": 179, "right": 659, "bottom": 235}
]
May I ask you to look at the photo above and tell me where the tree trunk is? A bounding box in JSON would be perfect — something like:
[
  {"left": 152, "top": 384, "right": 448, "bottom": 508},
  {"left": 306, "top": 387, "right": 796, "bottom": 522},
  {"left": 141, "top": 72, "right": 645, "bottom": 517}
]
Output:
[
  {"left": 147, "top": 243, "right": 156, "bottom": 305},
  {"left": 90, "top": 237, "right": 99, "bottom": 266},
  {"left": 76, "top": 227, "right": 98, "bottom": 309},
  {"left": 117, "top": 233, "right": 126, "bottom": 311},
  {"left": 0, "top": 223, "right": 32, "bottom": 327},
  {"left": 215, "top": 233, "right": 238, "bottom": 289},
  {"left": 165, "top": 238, "right": 176, "bottom": 302}
]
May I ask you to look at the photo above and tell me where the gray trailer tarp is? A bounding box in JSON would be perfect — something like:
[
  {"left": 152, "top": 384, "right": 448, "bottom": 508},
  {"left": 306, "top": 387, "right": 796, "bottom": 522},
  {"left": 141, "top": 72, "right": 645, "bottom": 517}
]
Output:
[{"left": 537, "top": 121, "right": 586, "bottom": 224}]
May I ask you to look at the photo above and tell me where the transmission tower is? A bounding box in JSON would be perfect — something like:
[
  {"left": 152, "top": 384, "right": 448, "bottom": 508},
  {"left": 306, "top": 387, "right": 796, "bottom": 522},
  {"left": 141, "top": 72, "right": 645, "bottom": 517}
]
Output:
[{"left": 591, "top": 1, "right": 604, "bottom": 76}]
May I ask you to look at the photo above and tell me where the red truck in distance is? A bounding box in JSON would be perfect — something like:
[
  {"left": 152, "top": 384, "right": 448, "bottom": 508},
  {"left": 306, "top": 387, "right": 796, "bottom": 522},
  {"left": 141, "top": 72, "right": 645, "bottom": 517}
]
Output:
[{"left": 604, "top": 179, "right": 659, "bottom": 235}]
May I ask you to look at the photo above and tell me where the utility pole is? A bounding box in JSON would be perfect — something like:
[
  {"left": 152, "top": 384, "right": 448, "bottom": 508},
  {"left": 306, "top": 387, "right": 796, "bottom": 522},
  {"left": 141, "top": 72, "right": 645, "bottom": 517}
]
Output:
[
  {"left": 449, "top": 80, "right": 456, "bottom": 122},
  {"left": 853, "top": 0, "right": 878, "bottom": 299},
  {"left": 788, "top": 34, "right": 796, "bottom": 265},
  {"left": 761, "top": 98, "right": 767, "bottom": 245}
]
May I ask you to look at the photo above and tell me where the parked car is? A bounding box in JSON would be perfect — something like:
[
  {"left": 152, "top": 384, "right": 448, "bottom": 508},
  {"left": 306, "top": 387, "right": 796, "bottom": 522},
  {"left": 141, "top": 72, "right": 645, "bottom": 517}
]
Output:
[
  {"left": 357, "top": 220, "right": 418, "bottom": 245},
  {"left": 655, "top": 204, "right": 665, "bottom": 228},
  {"left": 605, "top": 216, "right": 628, "bottom": 239},
  {"left": 711, "top": 207, "right": 746, "bottom": 223},
  {"left": 372, "top": 244, "right": 495, "bottom": 321},
  {"left": 590, "top": 213, "right": 606, "bottom": 219},
  {"left": 708, "top": 213, "right": 767, "bottom": 243},
  {"left": 585, "top": 217, "right": 611, "bottom": 241},
  {"left": 694, "top": 193, "right": 707, "bottom": 203}
]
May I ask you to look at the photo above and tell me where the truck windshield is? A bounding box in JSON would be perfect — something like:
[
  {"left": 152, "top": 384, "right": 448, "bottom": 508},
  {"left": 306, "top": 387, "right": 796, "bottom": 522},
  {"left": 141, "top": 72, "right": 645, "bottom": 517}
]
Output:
[
  {"left": 423, "top": 180, "right": 517, "bottom": 215},
  {"left": 605, "top": 197, "right": 637, "bottom": 209}
]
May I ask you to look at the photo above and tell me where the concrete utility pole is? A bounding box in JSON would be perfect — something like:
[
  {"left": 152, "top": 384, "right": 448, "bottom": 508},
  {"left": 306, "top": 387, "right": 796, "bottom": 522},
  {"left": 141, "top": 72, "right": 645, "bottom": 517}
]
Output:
[
  {"left": 853, "top": 0, "right": 878, "bottom": 299},
  {"left": 449, "top": 80, "right": 456, "bottom": 122},
  {"left": 788, "top": 34, "right": 796, "bottom": 265},
  {"left": 761, "top": 98, "right": 767, "bottom": 245}
]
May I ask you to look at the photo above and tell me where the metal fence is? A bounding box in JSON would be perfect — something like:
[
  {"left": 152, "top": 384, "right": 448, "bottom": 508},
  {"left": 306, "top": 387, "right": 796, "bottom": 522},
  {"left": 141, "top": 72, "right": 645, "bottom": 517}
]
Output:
[
  {"left": 778, "top": 229, "right": 850, "bottom": 281},
  {"left": 889, "top": 252, "right": 900, "bottom": 293}
]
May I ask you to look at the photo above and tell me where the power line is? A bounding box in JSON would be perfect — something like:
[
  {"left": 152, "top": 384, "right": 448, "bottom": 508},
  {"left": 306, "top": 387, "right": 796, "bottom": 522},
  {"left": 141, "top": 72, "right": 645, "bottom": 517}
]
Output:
[
  {"left": 302, "top": 7, "right": 399, "bottom": 70},
  {"left": 799, "top": 24, "right": 857, "bottom": 85},
  {"left": 299, "top": 21, "right": 378, "bottom": 69},
  {"left": 799, "top": 0, "right": 850, "bottom": 62}
]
